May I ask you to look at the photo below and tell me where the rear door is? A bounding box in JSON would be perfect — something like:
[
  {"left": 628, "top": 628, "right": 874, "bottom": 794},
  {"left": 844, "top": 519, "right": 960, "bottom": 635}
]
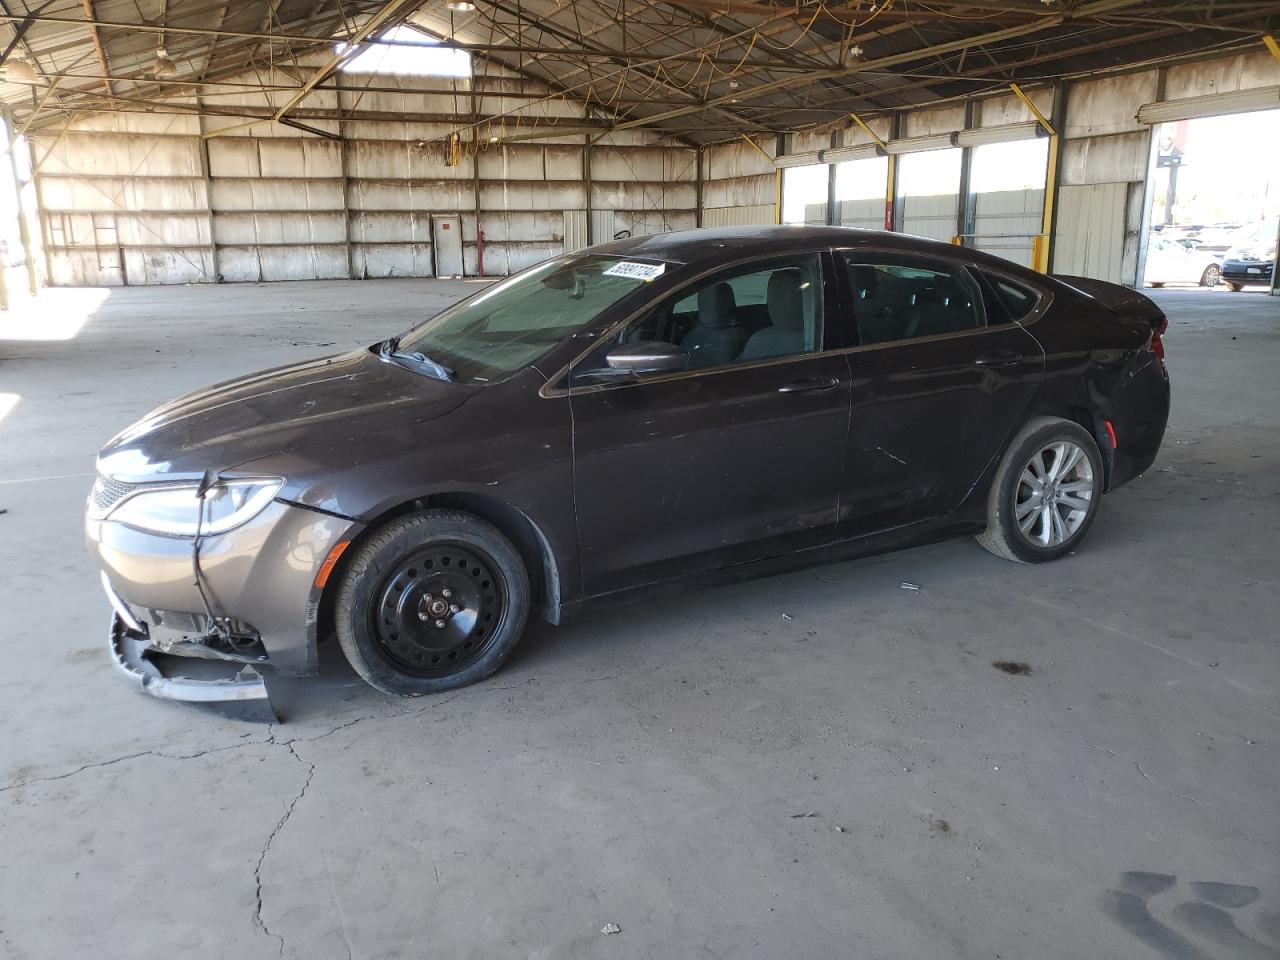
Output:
[
  {"left": 567, "top": 252, "right": 852, "bottom": 597},
  {"left": 834, "top": 250, "right": 1046, "bottom": 536}
]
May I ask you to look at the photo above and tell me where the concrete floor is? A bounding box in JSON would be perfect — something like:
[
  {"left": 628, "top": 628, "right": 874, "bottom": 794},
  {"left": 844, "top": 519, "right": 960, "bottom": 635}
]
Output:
[{"left": 0, "top": 280, "right": 1276, "bottom": 960}]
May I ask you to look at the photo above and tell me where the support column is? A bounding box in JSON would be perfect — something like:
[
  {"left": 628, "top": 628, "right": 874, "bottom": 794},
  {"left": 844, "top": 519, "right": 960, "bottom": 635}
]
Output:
[
  {"left": 470, "top": 90, "right": 482, "bottom": 276},
  {"left": 1133, "top": 71, "right": 1164, "bottom": 288},
  {"left": 584, "top": 134, "right": 594, "bottom": 244},
  {"left": 194, "top": 104, "right": 221, "bottom": 283},
  {"left": 827, "top": 129, "right": 839, "bottom": 226},
  {"left": 695, "top": 145, "right": 704, "bottom": 228},
  {"left": 4, "top": 107, "right": 40, "bottom": 296},
  {"left": 1039, "top": 82, "right": 1068, "bottom": 274},
  {"left": 774, "top": 133, "right": 785, "bottom": 225},
  {"left": 338, "top": 121, "right": 356, "bottom": 279},
  {"left": 885, "top": 113, "right": 902, "bottom": 231},
  {"left": 955, "top": 101, "right": 977, "bottom": 247}
]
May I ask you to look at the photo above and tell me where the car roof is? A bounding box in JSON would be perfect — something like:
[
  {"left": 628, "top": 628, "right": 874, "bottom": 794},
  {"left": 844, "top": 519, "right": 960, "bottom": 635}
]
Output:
[{"left": 587, "top": 225, "right": 1024, "bottom": 274}]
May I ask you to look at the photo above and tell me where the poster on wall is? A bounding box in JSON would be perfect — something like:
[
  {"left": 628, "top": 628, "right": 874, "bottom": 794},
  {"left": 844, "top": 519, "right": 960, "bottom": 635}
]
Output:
[{"left": 1156, "top": 120, "right": 1189, "bottom": 169}]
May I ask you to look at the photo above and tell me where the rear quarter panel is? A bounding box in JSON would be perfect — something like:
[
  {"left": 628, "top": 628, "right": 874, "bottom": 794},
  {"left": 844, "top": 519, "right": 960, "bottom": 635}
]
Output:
[{"left": 1026, "top": 283, "right": 1169, "bottom": 489}]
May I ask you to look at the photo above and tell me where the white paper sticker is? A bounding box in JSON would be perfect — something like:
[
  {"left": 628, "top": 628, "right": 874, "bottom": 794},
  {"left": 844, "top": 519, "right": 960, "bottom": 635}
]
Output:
[{"left": 603, "top": 261, "right": 665, "bottom": 281}]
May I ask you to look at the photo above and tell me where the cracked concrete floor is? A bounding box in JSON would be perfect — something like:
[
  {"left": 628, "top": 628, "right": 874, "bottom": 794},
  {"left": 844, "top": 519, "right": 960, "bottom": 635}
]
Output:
[{"left": 0, "top": 281, "right": 1277, "bottom": 960}]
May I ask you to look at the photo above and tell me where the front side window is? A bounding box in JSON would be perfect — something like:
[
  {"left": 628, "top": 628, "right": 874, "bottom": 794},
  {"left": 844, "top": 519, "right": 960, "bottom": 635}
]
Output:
[
  {"left": 620, "top": 255, "right": 824, "bottom": 371},
  {"left": 397, "top": 254, "right": 665, "bottom": 382},
  {"left": 842, "top": 254, "right": 981, "bottom": 345}
]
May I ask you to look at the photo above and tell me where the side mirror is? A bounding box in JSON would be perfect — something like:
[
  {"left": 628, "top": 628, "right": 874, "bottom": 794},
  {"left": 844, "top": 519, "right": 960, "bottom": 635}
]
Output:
[{"left": 604, "top": 341, "right": 688, "bottom": 375}]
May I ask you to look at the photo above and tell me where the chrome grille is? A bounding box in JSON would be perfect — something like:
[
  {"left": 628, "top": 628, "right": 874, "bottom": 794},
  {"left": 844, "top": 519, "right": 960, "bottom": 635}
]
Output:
[{"left": 91, "top": 474, "right": 138, "bottom": 514}]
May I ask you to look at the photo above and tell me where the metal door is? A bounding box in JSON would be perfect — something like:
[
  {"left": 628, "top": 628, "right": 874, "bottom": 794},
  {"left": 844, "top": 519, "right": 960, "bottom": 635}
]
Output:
[
  {"left": 1053, "top": 183, "right": 1128, "bottom": 283},
  {"left": 431, "top": 214, "right": 463, "bottom": 278}
]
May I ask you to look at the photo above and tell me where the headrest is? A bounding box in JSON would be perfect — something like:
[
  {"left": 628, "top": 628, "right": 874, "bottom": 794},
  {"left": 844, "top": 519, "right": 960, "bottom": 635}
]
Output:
[
  {"left": 697, "top": 282, "right": 738, "bottom": 329},
  {"left": 851, "top": 265, "right": 878, "bottom": 299},
  {"left": 767, "top": 269, "right": 807, "bottom": 332}
]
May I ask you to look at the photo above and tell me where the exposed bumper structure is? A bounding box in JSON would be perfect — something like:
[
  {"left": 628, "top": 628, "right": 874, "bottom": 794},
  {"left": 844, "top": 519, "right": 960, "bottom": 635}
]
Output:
[{"left": 109, "top": 612, "right": 276, "bottom": 717}]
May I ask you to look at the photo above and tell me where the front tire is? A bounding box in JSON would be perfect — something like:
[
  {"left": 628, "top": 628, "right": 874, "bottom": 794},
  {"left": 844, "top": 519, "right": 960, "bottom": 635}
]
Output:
[
  {"left": 1200, "top": 264, "right": 1220, "bottom": 288},
  {"left": 1227, "top": 281, "right": 1244, "bottom": 292},
  {"left": 335, "top": 509, "right": 530, "bottom": 696},
  {"left": 976, "top": 417, "right": 1104, "bottom": 564}
]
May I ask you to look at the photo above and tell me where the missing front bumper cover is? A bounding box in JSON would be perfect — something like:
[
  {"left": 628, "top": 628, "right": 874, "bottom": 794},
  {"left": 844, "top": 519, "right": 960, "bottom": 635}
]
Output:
[{"left": 109, "top": 615, "right": 278, "bottom": 721}]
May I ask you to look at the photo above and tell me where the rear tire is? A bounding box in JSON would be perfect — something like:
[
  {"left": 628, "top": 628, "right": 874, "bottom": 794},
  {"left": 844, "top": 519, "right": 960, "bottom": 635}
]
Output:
[
  {"left": 1200, "top": 264, "right": 1220, "bottom": 288},
  {"left": 976, "top": 417, "right": 1104, "bottom": 564},
  {"left": 335, "top": 509, "right": 530, "bottom": 696}
]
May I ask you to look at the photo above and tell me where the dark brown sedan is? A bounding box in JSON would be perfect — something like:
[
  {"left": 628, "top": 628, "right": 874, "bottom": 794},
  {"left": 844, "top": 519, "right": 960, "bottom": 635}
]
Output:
[{"left": 87, "top": 226, "right": 1170, "bottom": 713}]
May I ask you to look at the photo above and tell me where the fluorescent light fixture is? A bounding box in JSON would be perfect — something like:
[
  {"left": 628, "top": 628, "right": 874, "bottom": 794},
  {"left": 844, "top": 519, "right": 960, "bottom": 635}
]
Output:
[{"left": 447, "top": 1, "right": 477, "bottom": 10}]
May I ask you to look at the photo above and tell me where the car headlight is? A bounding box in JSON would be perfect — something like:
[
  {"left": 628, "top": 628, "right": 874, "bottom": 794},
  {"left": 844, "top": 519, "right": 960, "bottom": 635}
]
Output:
[{"left": 106, "top": 478, "right": 282, "bottom": 537}]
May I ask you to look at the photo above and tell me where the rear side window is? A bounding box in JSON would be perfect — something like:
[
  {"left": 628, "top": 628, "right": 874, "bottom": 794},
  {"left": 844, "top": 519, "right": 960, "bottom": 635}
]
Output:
[
  {"left": 842, "top": 255, "right": 982, "bottom": 345},
  {"left": 975, "top": 271, "right": 1040, "bottom": 324}
]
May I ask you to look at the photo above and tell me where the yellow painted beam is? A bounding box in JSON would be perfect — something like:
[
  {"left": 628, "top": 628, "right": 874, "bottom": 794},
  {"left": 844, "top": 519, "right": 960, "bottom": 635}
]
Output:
[
  {"left": 1264, "top": 35, "right": 1280, "bottom": 64},
  {"left": 848, "top": 112, "right": 888, "bottom": 151},
  {"left": 740, "top": 132, "right": 773, "bottom": 163},
  {"left": 1010, "top": 82, "right": 1056, "bottom": 137}
]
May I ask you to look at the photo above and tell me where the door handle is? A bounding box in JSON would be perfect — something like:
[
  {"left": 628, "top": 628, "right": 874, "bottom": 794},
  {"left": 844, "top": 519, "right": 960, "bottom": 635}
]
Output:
[
  {"left": 777, "top": 377, "right": 841, "bottom": 394},
  {"left": 974, "top": 350, "right": 1021, "bottom": 368}
]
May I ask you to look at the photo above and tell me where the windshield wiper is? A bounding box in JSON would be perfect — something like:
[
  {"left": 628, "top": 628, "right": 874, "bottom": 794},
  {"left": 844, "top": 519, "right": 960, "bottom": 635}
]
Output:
[{"left": 378, "top": 337, "right": 454, "bottom": 382}]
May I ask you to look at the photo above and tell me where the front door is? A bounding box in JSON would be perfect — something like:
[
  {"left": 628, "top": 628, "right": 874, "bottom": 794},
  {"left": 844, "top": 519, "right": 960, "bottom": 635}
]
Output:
[
  {"left": 569, "top": 252, "right": 852, "bottom": 598},
  {"left": 833, "top": 251, "right": 1046, "bottom": 536},
  {"left": 431, "top": 214, "right": 463, "bottom": 278}
]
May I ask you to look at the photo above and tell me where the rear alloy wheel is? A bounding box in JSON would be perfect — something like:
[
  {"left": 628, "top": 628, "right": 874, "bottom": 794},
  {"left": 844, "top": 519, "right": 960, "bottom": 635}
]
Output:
[
  {"left": 976, "top": 417, "right": 1104, "bottom": 564},
  {"left": 335, "top": 509, "right": 529, "bottom": 696},
  {"left": 1200, "top": 264, "right": 1221, "bottom": 288}
]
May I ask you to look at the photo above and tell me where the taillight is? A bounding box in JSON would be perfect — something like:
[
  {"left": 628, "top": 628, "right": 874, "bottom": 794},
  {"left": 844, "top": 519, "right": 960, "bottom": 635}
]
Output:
[{"left": 1150, "top": 315, "right": 1168, "bottom": 362}]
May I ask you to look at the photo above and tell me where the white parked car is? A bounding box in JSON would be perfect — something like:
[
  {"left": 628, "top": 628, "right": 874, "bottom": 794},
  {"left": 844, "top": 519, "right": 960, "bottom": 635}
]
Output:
[{"left": 1144, "top": 234, "right": 1224, "bottom": 288}]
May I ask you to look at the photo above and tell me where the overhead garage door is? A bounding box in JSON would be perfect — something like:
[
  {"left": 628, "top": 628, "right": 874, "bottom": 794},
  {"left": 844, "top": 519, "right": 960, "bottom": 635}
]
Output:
[
  {"left": 1052, "top": 182, "right": 1128, "bottom": 283},
  {"left": 898, "top": 149, "right": 960, "bottom": 243},
  {"left": 834, "top": 156, "right": 888, "bottom": 230}
]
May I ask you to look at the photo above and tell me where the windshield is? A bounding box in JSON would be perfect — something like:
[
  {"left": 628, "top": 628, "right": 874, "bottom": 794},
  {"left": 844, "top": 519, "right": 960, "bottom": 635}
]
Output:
[
  {"left": 395, "top": 254, "right": 668, "bottom": 383},
  {"left": 1227, "top": 221, "right": 1278, "bottom": 253}
]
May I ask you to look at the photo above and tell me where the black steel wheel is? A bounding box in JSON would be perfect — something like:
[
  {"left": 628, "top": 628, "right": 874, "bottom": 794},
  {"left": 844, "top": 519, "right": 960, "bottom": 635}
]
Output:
[
  {"left": 335, "top": 509, "right": 530, "bottom": 696},
  {"left": 370, "top": 543, "right": 507, "bottom": 678}
]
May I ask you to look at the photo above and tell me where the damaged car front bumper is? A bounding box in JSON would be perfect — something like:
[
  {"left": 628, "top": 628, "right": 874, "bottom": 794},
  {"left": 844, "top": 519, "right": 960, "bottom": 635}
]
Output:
[{"left": 89, "top": 496, "right": 363, "bottom": 714}]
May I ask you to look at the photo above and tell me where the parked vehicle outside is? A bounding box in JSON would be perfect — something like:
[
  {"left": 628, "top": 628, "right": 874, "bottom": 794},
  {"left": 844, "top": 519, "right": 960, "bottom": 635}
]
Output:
[
  {"left": 1144, "top": 234, "right": 1224, "bottom": 288},
  {"left": 87, "top": 227, "right": 1171, "bottom": 714},
  {"left": 1220, "top": 221, "right": 1278, "bottom": 291}
]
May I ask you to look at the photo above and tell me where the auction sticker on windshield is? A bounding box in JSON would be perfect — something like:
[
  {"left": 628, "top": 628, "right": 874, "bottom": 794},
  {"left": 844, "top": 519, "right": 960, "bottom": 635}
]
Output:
[{"left": 603, "top": 261, "right": 665, "bottom": 281}]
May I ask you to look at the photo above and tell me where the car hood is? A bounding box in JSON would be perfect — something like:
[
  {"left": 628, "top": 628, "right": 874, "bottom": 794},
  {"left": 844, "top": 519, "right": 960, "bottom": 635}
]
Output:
[{"left": 97, "top": 348, "right": 474, "bottom": 481}]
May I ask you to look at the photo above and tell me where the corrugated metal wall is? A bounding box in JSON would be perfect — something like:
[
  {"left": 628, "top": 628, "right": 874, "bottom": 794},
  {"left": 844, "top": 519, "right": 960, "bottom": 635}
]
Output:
[
  {"left": 1053, "top": 183, "right": 1129, "bottom": 283},
  {"left": 972, "top": 189, "right": 1044, "bottom": 267},
  {"left": 702, "top": 137, "right": 777, "bottom": 226},
  {"left": 28, "top": 57, "right": 697, "bottom": 286},
  {"left": 23, "top": 49, "right": 1280, "bottom": 289}
]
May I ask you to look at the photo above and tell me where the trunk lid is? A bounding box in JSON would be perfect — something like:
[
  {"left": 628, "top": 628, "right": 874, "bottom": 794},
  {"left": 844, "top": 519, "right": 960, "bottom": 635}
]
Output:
[{"left": 1053, "top": 275, "right": 1166, "bottom": 329}]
